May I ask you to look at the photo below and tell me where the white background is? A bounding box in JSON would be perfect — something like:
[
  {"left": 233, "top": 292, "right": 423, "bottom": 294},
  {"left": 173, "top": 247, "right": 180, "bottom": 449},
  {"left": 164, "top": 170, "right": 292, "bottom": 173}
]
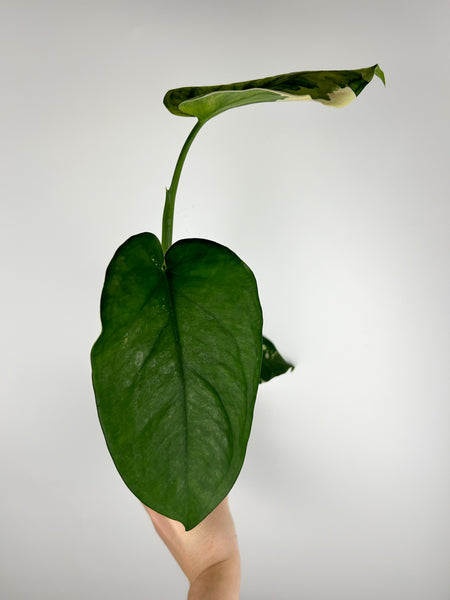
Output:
[{"left": 2, "top": 1, "right": 449, "bottom": 598}]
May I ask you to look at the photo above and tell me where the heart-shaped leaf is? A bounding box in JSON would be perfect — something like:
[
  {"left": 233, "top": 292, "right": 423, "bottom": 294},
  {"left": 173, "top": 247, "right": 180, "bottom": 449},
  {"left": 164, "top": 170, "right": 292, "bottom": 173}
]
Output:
[
  {"left": 91, "top": 233, "right": 262, "bottom": 530},
  {"left": 164, "top": 65, "right": 385, "bottom": 122},
  {"left": 260, "top": 336, "right": 294, "bottom": 383}
]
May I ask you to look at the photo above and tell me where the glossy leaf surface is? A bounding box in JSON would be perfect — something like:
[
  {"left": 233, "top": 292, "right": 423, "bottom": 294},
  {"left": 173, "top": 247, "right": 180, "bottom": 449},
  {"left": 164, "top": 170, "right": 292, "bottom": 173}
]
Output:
[
  {"left": 164, "top": 65, "right": 385, "bottom": 122},
  {"left": 260, "top": 336, "right": 294, "bottom": 383},
  {"left": 91, "top": 233, "right": 262, "bottom": 530}
]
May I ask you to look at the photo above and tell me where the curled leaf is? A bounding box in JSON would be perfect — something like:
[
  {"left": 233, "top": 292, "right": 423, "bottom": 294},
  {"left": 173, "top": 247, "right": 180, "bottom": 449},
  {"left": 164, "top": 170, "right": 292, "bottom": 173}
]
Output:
[
  {"left": 260, "top": 336, "right": 294, "bottom": 384},
  {"left": 164, "top": 65, "right": 385, "bottom": 122}
]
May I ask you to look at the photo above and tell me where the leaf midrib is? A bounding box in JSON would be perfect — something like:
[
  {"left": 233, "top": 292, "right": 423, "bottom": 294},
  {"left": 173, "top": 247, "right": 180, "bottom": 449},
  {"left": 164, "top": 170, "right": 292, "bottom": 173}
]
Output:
[{"left": 164, "top": 271, "right": 190, "bottom": 522}]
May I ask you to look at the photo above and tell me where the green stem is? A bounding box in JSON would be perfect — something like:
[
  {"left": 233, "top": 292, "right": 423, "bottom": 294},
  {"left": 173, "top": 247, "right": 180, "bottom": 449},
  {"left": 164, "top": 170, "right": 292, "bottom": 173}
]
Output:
[{"left": 162, "top": 119, "right": 205, "bottom": 253}]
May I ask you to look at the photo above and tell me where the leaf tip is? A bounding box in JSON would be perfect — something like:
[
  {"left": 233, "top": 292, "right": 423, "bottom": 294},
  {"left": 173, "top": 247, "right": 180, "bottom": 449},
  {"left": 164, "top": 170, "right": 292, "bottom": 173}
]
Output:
[{"left": 374, "top": 64, "right": 386, "bottom": 86}]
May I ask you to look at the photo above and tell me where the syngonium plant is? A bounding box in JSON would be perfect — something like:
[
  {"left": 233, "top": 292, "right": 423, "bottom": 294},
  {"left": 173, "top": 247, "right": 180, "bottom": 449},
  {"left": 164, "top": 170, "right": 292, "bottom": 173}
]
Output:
[{"left": 91, "top": 65, "right": 385, "bottom": 530}]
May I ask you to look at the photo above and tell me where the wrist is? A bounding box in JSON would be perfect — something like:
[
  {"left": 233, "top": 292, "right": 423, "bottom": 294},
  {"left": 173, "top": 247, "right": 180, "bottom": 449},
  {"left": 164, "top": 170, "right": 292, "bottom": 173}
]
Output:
[{"left": 188, "top": 551, "right": 241, "bottom": 600}]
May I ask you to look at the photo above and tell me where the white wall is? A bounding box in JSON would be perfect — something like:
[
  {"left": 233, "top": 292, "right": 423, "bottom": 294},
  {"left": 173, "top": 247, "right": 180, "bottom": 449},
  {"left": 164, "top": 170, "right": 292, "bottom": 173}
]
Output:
[{"left": 2, "top": 1, "right": 449, "bottom": 598}]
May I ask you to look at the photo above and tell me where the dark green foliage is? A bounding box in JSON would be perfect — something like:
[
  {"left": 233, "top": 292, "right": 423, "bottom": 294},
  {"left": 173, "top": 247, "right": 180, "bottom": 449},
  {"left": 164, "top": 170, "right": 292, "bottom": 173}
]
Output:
[{"left": 91, "top": 233, "right": 262, "bottom": 529}]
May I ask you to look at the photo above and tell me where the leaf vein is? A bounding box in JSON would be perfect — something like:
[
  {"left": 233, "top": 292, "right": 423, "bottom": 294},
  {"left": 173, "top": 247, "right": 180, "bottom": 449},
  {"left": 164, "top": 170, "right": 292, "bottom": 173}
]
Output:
[{"left": 176, "top": 290, "right": 249, "bottom": 401}]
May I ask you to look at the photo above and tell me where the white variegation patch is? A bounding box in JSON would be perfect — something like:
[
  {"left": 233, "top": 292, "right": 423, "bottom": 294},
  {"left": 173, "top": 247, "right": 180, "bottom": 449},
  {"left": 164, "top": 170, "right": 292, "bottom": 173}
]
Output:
[
  {"left": 276, "top": 86, "right": 356, "bottom": 107},
  {"left": 317, "top": 86, "right": 356, "bottom": 107},
  {"left": 276, "top": 92, "right": 313, "bottom": 102}
]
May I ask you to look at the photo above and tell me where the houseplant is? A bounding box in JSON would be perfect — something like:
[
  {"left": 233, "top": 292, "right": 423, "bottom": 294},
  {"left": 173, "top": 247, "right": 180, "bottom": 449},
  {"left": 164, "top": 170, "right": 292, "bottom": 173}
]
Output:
[{"left": 91, "top": 65, "right": 385, "bottom": 530}]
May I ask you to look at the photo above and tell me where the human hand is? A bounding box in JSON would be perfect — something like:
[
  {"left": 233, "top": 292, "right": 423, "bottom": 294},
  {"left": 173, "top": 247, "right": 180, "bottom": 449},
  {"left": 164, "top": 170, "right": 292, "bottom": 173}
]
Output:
[{"left": 143, "top": 497, "right": 240, "bottom": 599}]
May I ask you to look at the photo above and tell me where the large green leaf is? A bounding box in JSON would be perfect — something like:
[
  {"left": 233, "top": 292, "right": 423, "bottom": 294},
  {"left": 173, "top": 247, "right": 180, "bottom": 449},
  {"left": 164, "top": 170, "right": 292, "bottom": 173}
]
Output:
[
  {"left": 91, "top": 233, "right": 262, "bottom": 530},
  {"left": 164, "top": 65, "right": 385, "bottom": 122}
]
